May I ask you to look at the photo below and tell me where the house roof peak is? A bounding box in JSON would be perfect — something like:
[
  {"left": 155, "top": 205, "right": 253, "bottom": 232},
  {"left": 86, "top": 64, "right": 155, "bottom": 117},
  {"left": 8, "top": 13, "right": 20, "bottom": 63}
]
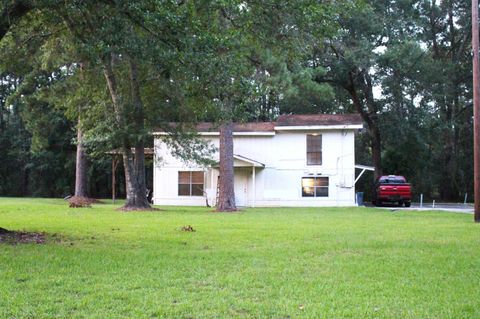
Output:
[
  {"left": 154, "top": 113, "right": 363, "bottom": 134},
  {"left": 276, "top": 113, "right": 362, "bottom": 127}
]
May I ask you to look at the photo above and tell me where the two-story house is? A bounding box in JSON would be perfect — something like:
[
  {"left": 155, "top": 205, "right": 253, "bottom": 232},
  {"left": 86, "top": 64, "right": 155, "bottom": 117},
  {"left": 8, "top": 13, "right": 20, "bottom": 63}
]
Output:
[{"left": 153, "top": 114, "right": 363, "bottom": 207}]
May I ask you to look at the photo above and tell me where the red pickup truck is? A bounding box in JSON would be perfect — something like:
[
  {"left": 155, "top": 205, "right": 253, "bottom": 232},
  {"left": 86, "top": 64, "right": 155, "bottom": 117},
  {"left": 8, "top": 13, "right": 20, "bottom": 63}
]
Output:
[{"left": 372, "top": 175, "right": 412, "bottom": 207}]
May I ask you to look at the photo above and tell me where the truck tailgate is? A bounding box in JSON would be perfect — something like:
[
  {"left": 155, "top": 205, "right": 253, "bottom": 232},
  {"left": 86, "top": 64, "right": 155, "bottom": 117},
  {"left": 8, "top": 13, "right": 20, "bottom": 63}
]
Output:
[{"left": 379, "top": 184, "right": 411, "bottom": 197}]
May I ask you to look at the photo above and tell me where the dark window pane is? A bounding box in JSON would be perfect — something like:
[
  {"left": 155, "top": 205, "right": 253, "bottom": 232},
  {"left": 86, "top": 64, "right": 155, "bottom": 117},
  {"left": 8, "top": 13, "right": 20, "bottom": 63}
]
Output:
[
  {"left": 306, "top": 135, "right": 322, "bottom": 165},
  {"left": 315, "top": 177, "right": 329, "bottom": 187},
  {"left": 307, "top": 135, "right": 322, "bottom": 152},
  {"left": 192, "top": 184, "right": 204, "bottom": 196},
  {"left": 178, "top": 172, "right": 190, "bottom": 184},
  {"left": 178, "top": 171, "right": 205, "bottom": 196},
  {"left": 307, "top": 152, "right": 322, "bottom": 165},
  {"left": 315, "top": 187, "right": 329, "bottom": 197},
  {"left": 178, "top": 184, "right": 190, "bottom": 196},
  {"left": 302, "top": 187, "right": 315, "bottom": 197},
  {"left": 307, "top": 153, "right": 313, "bottom": 165},
  {"left": 191, "top": 172, "right": 204, "bottom": 184}
]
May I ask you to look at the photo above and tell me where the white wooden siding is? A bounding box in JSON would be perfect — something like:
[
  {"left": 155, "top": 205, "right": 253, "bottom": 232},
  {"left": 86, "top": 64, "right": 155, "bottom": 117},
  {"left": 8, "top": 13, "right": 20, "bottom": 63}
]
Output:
[{"left": 153, "top": 129, "right": 356, "bottom": 207}]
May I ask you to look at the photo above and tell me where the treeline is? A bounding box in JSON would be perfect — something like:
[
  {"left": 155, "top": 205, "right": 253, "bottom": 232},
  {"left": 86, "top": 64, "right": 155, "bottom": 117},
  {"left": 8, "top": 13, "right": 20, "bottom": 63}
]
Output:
[{"left": 0, "top": 0, "right": 474, "bottom": 203}]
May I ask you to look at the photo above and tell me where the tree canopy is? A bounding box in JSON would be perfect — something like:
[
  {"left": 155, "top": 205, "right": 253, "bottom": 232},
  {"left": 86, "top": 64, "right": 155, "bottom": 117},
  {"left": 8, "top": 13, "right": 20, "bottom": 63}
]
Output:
[{"left": 0, "top": 0, "right": 475, "bottom": 203}]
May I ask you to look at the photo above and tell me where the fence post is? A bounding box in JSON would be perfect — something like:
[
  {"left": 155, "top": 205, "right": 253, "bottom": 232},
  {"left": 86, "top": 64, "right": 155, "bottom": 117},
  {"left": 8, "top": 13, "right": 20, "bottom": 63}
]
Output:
[{"left": 420, "top": 194, "right": 423, "bottom": 208}]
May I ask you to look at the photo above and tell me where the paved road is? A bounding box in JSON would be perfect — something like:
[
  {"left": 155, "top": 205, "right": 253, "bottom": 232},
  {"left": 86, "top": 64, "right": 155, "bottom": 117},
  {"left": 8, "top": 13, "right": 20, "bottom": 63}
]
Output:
[{"left": 366, "top": 202, "right": 473, "bottom": 214}]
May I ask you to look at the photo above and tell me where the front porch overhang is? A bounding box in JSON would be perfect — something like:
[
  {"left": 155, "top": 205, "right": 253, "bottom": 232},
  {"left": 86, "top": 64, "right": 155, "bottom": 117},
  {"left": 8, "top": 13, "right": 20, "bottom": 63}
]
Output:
[
  {"left": 211, "top": 154, "right": 263, "bottom": 208},
  {"left": 233, "top": 154, "right": 265, "bottom": 168},
  {"left": 213, "top": 154, "right": 265, "bottom": 168}
]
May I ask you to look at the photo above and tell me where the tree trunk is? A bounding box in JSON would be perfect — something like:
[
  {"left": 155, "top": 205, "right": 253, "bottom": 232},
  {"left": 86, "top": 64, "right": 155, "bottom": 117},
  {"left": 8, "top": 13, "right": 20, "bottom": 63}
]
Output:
[
  {"left": 121, "top": 146, "right": 149, "bottom": 209},
  {"left": 102, "top": 53, "right": 150, "bottom": 210},
  {"left": 126, "top": 57, "right": 150, "bottom": 209},
  {"left": 216, "top": 121, "right": 236, "bottom": 211},
  {"left": 346, "top": 72, "right": 383, "bottom": 180},
  {"left": 74, "top": 62, "right": 89, "bottom": 198},
  {"left": 74, "top": 121, "right": 89, "bottom": 197},
  {"left": 369, "top": 124, "right": 383, "bottom": 180}
]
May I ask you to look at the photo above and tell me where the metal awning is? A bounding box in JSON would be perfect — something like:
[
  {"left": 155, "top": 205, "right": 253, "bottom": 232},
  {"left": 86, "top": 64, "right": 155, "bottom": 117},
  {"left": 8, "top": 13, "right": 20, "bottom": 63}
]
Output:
[{"left": 354, "top": 164, "right": 375, "bottom": 184}]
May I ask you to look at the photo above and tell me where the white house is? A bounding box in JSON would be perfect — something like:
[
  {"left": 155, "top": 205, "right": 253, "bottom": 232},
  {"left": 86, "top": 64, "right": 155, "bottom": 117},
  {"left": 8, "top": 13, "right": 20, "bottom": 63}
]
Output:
[{"left": 153, "top": 114, "right": 364, "bottom": 207}]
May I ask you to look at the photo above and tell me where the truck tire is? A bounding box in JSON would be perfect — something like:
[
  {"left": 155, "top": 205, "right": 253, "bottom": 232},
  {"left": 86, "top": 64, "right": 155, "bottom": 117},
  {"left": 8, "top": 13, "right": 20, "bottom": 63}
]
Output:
[{"left": 404, "top": 201, "right": 411, "bottom": 207}]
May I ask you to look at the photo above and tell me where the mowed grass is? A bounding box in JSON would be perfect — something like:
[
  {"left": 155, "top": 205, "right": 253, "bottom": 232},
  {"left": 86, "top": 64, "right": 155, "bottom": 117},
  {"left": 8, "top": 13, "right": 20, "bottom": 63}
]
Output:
[{"left": 0, "top": 198, "right": 479, "bottom": 318}]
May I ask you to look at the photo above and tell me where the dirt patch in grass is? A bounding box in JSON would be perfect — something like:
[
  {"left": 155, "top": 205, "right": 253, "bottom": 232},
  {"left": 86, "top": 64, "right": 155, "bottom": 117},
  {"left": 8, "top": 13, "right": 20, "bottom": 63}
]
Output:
[
  {"left": 212, "top": 209, "right": 243, "bottom": 213},
  {"left": 0, "top": 227, "right": 46, "bottom": 245},
  {"left": 117, "top": 206, "right": 161, "bottom": 212},
  {"left": 181, "top": 225, "right": 196, "bottom": 232},
  {"left": 67, "top": 196, "right": 103, "bottom": 208}
]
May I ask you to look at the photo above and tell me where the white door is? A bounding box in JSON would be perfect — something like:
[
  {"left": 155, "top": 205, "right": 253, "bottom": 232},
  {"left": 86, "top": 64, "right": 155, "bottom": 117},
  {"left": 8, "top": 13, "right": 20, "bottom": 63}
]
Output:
[{"left": 234, "top": 170, "right": 248, "bottom": 206}]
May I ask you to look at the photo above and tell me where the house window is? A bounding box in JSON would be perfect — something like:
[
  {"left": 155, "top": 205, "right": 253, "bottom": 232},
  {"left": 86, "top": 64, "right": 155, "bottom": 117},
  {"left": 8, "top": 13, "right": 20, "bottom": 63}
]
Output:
[
  {"left": 178, "top": 171, "right": 204, "bottom": 196},
  {"left": 302, "top": 177, "right": 329, "bottom": 197},
  {"left": 306, "top": 134, "right": 322, "bottom": 165}
]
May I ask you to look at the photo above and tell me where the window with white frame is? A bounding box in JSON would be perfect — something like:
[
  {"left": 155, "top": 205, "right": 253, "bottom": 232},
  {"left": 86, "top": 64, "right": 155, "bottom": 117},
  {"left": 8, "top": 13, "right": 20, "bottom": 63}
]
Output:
[
  {"left": 302, "top": 176, "right": 329, "bottom": 197},
  {"left": 306, "top": 134, "right": 322, "bottom": 165},
  {"left": 178, "top": 171, "right": 204, "bottom": 196}
]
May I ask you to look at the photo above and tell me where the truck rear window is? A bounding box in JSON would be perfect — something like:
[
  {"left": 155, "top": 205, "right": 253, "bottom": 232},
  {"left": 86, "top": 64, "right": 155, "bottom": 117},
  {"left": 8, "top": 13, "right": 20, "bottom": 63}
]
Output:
[{"left": 379, "top": 177, "right": 406, "bottom": 184}]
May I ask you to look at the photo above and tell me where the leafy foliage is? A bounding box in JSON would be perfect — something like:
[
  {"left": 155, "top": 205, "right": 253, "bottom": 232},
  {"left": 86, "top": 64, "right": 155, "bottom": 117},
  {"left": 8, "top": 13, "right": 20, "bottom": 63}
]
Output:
[{"left": 0, "top": 0, "right": 475, "bottom": 202}]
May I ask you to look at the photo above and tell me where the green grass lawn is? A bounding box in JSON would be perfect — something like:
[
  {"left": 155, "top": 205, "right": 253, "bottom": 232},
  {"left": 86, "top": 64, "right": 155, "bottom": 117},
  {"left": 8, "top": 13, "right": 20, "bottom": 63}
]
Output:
[{"left": 0, "top": 198, "right": 479, "bottom": 318}]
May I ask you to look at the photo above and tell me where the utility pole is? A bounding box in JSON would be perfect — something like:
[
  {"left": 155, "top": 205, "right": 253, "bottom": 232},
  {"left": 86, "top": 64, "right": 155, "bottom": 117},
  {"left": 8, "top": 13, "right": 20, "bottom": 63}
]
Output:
[{"left": 473, "top": 0, "right": 480, "bottom": 222}]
